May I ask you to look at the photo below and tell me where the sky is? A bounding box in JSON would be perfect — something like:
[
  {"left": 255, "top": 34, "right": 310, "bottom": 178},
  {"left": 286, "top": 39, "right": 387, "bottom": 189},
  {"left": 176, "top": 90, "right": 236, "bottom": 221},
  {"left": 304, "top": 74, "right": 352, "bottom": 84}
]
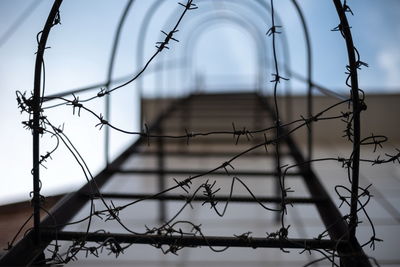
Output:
[{"left": 0, "top": 0, "right": 399, "bottom": 204}]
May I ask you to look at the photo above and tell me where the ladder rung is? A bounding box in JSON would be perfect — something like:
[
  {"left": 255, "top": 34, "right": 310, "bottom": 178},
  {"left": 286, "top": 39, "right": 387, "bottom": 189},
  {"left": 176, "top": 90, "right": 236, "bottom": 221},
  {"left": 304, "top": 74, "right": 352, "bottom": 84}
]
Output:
[
  {"left": 109, "top": 169, "right": 303, "bottom": 177},
  {"left": 90, "top": 193, "right": 326, "bottom": 204},
  {"left": 138, "top": 150, "right": 289, "bottom": 158},
  {"left": 42, "top": 230, "right": 343, "bottom": 250}
]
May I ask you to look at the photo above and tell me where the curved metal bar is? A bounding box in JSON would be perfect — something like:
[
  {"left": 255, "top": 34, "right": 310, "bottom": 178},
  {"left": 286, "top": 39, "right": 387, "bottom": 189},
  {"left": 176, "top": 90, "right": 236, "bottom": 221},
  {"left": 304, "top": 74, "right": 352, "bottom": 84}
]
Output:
[
  {"left": 135, "top": 0, "right": 167, "bottom": 125},
  {"left": 134, "top": 0, "right": 291, "bottom": 94},
  {"left": 332, "top": 0, "right": 362, "bottom": 244},
  {"left": 133, "top": 0, "right": 305, "bottom": 135},
  {"left": 47, "top": 56, "right": 354, "bottom": 105},
  {"left": 154, "top": 2, "right": 268, "bottom": 93},
  {"left": 104, "top": 0, "right": 135, "bottom": 165},
  {"left": 154, "top": 3, "right": 285, "bottom": 229},
  {"left": 175, "top": 11, "right": 266, "bottom": 93},
  {"left": 43, "top": 74, "right": 133, "bottom": 100},
  {"left": 323, "top": 1, "right": 368, "bottom": 265},
  {"left": 135, "top": 0, "right": 268, "bottom": 120},
  {"left": 291, "top": 0, "right": 313, "bottom": 163},
  {"left": 32, "top": 0, "right": 63, "bottom": 246},
  {"left": 291, "top": 71, "right": 348, "bottom": 101},
  {"left": 135, "top": 0, "right": 167, "bottom": 93},
  {"left": 42, "top": 58, "right": 185, "bottom": 100}
]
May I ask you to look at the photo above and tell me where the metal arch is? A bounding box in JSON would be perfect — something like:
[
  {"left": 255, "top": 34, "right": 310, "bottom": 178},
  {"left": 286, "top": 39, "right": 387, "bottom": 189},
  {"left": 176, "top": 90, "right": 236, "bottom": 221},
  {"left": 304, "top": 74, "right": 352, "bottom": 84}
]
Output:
[
  {"left": 84, "top": 0, "right": 313, "bottom": 164},
  {"left": 291, "top": 0, "right": 313, "bottom": 162},
  {"left": 156, "top": 8, "right": 284, "bottom": 228},
  {"left": 154, "top": 0, "right": 293, "bottom": 118},
  {"left": 135, "top": 0, "right": 167, "bottom": 101},
  {"left": 134, "top": 0, "right": 269, "bottom": 121},
  {"left": 133, "top": 0, "right": 297, "bottom": 121},
  {"left": 178, "top": 15, "right": 267, "bottom": 93},
  {"left": 155, "top": 1, "right": 271, "bottom": 93},
  {"left": 134, "top": 0, "right": 291, "bottom": 94},
  {"left": 104, "top": 0, "right": 135, "bottom": 166},
  {"left": 230, "top": 0, "right": 292, "bottom": 98},
  {"left": 155, "top": 7, "right": 268, "bottom": 95},
  {"left": 184, "top": 17, "right": 265, "bottom": 93}
]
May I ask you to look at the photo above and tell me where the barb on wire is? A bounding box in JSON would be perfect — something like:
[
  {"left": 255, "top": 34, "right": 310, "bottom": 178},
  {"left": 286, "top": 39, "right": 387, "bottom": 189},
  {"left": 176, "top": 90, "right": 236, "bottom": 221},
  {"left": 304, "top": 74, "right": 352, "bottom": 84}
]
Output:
[
  {"left": 67, "top": 94, "right": 83, "bottom": 116},
  {"left": 156, "top": 30, "right": 179, "bottom": 51},
  {"left": 95, "top": 114, "right": 109, "bottom": 130}
]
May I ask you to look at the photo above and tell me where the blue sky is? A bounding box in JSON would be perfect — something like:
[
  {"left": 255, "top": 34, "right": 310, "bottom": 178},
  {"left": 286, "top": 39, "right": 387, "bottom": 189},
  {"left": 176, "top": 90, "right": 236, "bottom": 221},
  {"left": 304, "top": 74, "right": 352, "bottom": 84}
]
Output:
[{"left": 0, "top": 0, "right": 399, "bottom": 204}]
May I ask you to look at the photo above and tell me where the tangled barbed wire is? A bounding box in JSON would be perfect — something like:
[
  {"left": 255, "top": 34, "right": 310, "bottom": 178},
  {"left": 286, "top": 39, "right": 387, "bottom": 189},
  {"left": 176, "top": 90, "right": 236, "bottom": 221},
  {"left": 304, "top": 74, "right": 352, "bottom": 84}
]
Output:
[{"left": 5, "top": 0, "right": 399, "bottom": 266}]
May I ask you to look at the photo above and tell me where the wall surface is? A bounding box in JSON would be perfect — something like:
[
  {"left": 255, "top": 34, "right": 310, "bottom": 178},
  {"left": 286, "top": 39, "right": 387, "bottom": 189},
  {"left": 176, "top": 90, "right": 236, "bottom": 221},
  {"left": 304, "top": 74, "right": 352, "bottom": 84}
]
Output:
[{"left": 143, "top": 93, "right": 400, "bottom": 145}]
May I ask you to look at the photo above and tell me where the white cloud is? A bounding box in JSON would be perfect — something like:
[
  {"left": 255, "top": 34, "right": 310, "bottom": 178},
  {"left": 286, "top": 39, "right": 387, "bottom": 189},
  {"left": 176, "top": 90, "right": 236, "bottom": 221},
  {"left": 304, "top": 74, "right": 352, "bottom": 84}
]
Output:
[{"left": 377, "top": 46, "right": 400, "bottom": 88}]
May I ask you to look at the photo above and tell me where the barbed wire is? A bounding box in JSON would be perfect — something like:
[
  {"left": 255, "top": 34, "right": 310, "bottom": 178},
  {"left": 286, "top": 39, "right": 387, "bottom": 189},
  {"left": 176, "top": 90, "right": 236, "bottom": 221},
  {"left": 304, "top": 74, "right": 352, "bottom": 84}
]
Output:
[{"left": 6, "top": 0, "right": 398, "bottom": 266}]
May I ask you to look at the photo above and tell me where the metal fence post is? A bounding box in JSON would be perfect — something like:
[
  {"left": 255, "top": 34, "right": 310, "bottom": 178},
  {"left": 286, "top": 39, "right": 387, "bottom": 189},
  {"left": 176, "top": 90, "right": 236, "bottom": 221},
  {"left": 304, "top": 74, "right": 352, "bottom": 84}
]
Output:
[{"left": 32, "top": 0, "right": 63, "bottom": 245}]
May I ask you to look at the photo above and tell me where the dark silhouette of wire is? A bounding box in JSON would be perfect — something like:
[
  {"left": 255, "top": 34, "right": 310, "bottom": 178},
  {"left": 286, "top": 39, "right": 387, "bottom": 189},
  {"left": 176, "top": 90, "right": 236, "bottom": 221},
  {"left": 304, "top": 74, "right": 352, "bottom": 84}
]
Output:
[{"left": 5, "top": 0, "right": 394, "bottom": 265}]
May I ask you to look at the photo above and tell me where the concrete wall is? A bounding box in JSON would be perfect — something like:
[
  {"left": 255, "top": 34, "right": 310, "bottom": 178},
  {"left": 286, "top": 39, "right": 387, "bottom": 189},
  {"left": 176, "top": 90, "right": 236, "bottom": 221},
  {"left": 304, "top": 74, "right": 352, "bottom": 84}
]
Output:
[
  {"left": 269, "top": 93, "right": 399, "bottom": 145},
  {"left": 142, "top": 93, "right": 400, "bottom": 145}
]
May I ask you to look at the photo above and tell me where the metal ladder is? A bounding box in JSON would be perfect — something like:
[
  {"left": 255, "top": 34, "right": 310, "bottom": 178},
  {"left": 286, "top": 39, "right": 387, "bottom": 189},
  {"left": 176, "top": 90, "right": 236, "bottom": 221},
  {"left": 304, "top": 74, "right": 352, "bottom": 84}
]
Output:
[{"left": 0, "top": 92, "right": 370, "bottom": 266}]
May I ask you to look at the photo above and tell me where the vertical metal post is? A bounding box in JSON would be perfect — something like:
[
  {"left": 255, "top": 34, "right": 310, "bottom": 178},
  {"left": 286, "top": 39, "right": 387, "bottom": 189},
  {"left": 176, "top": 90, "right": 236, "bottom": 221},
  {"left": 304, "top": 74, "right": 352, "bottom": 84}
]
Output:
[
  {"left": 135, "top": 0, "right": 163, "bottom": 130},
  {"left": 140, "top": 94, "right": 144, "bottom": 134},
  {"left": 157, "top": 125, "right": 166, "bottom": 223},
  {"left": 180, "top": 99, "right": 190, "bottom": 149},
  {"left": 195, "top": 72, "right": 203, "bottom": 93},
  {"left": 32, "top": 0, "right": 63, "bottom": 245},
  {"left": 32, "top": 79, "right": 41, "bottom": 246},
  {"left": 331, "top": 0, "right": 361, "bottom": 242},
  {"left": 291, "top": 0, "right": 313, "bottom": 164},
  {"left": 252, "top": 95, "right": 258, "bottom": 133},
  {"left": 104, "top": 0, "right": 134, "bottom": 166},
  {"left": 279, "top": 12, "right": 293, "bottom": 126},
  {"left": 258, "top": 95, "right": 371, "bottom": 267},
  {"left": 273, "top": 124, "right": 281, "bottom": 223},
  {"left": 104, "top": 96, "right": 110, "bottom": 166}
]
